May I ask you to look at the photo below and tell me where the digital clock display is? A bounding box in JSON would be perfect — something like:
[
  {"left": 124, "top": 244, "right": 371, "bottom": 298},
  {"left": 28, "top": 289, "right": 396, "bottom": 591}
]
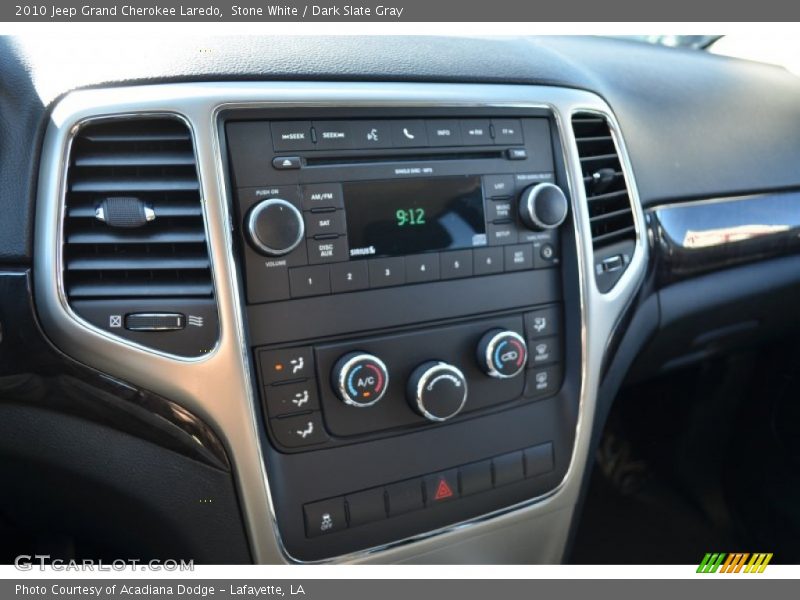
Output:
[{"left": 343, "top": 176, "right": 486, "bottom": 259}]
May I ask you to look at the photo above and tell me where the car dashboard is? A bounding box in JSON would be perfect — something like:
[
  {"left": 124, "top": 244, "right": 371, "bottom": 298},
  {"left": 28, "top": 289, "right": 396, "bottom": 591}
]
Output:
[{"left": 2, "top": 35, "right": 800, "bottom": 564}]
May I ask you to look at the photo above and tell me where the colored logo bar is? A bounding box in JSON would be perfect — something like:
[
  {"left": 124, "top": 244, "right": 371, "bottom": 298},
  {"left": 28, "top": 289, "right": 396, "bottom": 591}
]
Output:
[{"left": 697, "top": 553, "right": 773, "bottom": 573}]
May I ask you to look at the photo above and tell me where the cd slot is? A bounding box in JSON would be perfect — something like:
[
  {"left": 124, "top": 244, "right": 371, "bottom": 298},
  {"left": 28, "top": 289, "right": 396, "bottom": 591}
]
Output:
[{"left": 305, "top": 149, "right": 504, "bottom": 167}]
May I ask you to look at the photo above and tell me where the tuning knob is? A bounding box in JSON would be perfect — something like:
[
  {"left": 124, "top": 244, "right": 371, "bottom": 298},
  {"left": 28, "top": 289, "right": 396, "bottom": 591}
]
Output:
[
  {"left": 477, "top": 329, "right": 528, "bottom": 379},
  {"left": 247, "top": 198, "right": 304, "bottom": 256},
  {"left": 407, "top": 361, "right": 468, "bottom": 422},
  {"left": 519, "top": 183, "right": 568, "bottom": 231},
  {"left": 332, "top": 352, "right": 389, "bottom": 408}
]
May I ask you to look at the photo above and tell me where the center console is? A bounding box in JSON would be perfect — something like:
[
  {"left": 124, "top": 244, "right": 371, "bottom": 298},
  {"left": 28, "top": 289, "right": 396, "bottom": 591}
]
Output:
[
  {"left": 37, "top": 82, "right": 646, "bottom": 565},
  {"left": 225, "top": 107, "right": 581, "bottom": 560}
]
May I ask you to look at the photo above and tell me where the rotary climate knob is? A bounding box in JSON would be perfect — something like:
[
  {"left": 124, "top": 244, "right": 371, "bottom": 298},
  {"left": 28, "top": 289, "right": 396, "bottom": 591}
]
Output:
[
  {"left": 477, "top": 329, "right": 528, "bottom": 379},
  {"left": 332, "top": 352, "right": 389, "bottom": 408},
  {"left": 407, "top": 361, "right": 468, "bottom": 422},
  {"left": 247, "top": 198, "right": 305, "bottom": 256},
  {"left": 519, "top": 183, "right": 568, "bottom": 231}
]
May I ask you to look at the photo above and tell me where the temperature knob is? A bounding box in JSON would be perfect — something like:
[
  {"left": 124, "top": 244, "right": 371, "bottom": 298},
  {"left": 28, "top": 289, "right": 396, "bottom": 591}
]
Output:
[
  {"left": 477, "top": 329, "right": 528, "bottom": 379},
  {"left": 332, "top": 352, "right": 389, "bottom": 408},
  {"left": 407, "top": 361, "right": 468, "bottom": 422},
  {"left": 247, "top": 198, "right": 305, "bottom": 256},
  {"left": 519, "top": 183, "right": 568, "bottom": 231}
]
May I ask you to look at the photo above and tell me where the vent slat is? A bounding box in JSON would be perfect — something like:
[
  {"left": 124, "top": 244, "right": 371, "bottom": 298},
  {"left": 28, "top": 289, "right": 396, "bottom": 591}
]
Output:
[
  {"left": 63, "top": 117, "right": 213, "bottom": 302},
  {"left": 572, "top": 112, "right": 636, "bottom": 258},
  {"left": 591, "top": 225, "right": 637, "bottom": 246},
  {"left": 586, "top": 189, "right": 628, "bottom": 203},
  {"left": 66, "top": 255, "right": 210, "bottom": 271},
  {"left": 67, "top": 228, "right": 206, "bottom": 245},
  {"left": 74, "top": 150, "right": 196, "bottom": 167},
  {"left": 589, "top": 207, "right": 634, "bottom": 224},
  {"left": 70, "top": 175, "right": 199, "bottom": 193},
  {"left": 67, "top": 201, "right": 202, "bottom": 218},
  {"left": 67, "top": 280, "right": 213, "bottom": 299}
]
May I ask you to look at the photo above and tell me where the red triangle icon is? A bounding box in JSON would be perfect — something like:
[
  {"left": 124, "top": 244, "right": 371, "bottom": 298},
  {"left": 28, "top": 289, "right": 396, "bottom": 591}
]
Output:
[{"left": 433, "top": 479, "right": 454, "bottom": 501}]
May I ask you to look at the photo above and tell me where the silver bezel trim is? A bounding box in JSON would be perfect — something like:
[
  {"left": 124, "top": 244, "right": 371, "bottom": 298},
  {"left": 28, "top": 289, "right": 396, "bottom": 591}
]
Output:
[
  {"left": 412, "top": 361, "right": 469, "bottom": 422},
  {"left": 246, "top": 198, "right": 305, "bottom": 256},
  {"left": 34, "top": 82, "right": 648, "bottom": 564},
  {"left": 335, "top": 352, "right": 390, "bottom": 408},
  {"left": 482, "top": 330, "right": 528, "bottom": 379}
]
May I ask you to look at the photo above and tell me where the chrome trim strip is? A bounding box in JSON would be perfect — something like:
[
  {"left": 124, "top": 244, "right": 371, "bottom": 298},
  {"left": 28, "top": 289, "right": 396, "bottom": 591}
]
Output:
[{"left": 35, "top": 82, "right": 648, "bottom": 564}]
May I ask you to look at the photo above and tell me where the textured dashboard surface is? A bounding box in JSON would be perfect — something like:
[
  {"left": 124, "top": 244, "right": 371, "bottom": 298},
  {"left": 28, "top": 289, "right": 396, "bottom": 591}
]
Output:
[{"left": 2, "top": 35, "right": 800, "bottom": 262}]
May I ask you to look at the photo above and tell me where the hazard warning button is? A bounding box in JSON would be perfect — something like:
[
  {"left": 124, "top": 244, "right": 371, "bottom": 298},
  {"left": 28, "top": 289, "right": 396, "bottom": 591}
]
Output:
[{"left": 424, "top": 470, "right": 459, "bottom": 505}]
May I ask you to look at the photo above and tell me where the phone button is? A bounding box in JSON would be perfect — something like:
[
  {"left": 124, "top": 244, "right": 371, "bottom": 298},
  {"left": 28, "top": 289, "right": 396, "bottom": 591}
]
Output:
[{"left": 391, "top": 120, "right": 429, "bottom": 148}]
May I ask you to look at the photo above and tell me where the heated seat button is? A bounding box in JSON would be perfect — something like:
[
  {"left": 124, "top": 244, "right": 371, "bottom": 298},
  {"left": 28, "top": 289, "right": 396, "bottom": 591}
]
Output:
[
  {"left": 386, "top": 479, "right": 424, "bottom": 517},
  {"left": 264, "top": 380, "right": 320, "bottom": 417},
  {"left": 524, "top": 443, "right": 555, "bottom": 478},
  {"left": 259, "top": 346, "right": 314, "bottom": 384},
  {"left": 346, "top": 488, "right": 387, "bottom": 527},
  {"left": 493, "top": 451, "right": 524, "bottom": 487},
  {"left": 459, "top": 460, "right": 493, "bottom": 496},
  {"left": 270, "top": 412, "right": 329, "bottom": 449},
  {"left": 304, "top": 497, "right": 346, "bottom": 538},
  {"left": 424, "top": 470, "right": 459, "bottom": 505}
]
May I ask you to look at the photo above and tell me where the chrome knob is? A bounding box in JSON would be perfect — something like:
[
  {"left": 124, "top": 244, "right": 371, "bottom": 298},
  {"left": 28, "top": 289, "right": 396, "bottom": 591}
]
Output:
[
  {"left": 477, "top": 329, "right": 528, "bottom": 379},
  {"left": 519, "top": 183, "right": 568, "bottom": 231},
  {"left": 332, "top": 352, "right": 390, "bottom": 408},
  {"left": 407, "top": 361, "right": 468, "bottom": 422},
  {"left": 247, "top": 198, "right": 304, "bottom": 256}
]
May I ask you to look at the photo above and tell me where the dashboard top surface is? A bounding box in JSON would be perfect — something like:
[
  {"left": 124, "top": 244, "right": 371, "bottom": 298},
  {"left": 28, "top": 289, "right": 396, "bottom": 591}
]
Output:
[{"left": 2, "top": 35, "right": 800, "bottom": 262}]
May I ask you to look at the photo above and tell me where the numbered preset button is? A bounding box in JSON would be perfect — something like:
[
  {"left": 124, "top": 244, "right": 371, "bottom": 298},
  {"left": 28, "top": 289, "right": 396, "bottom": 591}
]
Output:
[
  {"left": 440, "top": 250, "right": 473, "bottom": 279},
  {"left": 330, "top": 261, "right": 369, "bottom": 294},
  {"left": 368, "top": 257, "right": 406, "bottom": 288}
]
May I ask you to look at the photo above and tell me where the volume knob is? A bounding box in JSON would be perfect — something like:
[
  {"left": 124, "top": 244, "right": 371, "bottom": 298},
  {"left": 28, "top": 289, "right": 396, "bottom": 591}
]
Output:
[
  {"left": 519, "top": 183, "right": 568, "bottom": 231},
  {"left": 247, "top": 198, "right": 305, "bottom": 256},
  {"left": 408, "top": 361, "right": 468, "bottom": 423}
]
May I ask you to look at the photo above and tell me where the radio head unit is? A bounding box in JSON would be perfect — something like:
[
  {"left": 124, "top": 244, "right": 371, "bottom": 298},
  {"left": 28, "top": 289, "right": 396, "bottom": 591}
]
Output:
[{"left": 223, "top": 106, "right": 577, "bottom": 561}]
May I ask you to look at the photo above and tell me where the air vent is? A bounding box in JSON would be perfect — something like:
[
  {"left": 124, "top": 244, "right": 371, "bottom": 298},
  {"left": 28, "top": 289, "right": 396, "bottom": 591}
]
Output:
[
  {"left": 572, "top": 113, "right": 637, "bottom": 292},
  {"left": 62, "top": 117, "right": 218, "bottom": 356}
]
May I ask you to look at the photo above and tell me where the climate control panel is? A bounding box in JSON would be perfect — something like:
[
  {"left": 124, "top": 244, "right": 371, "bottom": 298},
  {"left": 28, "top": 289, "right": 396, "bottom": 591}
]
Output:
[{"left": 257, "top": 305, "right": 563, "bottom": 452}]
